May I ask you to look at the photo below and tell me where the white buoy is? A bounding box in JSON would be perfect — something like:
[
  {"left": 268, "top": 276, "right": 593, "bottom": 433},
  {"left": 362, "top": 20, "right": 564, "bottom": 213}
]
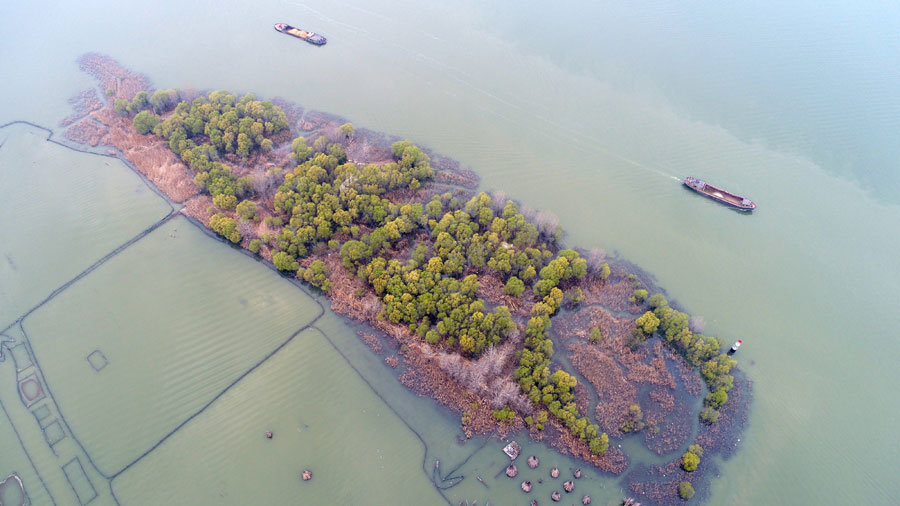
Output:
[{"left": 730, "top": 340, "right": 742, "bottom": 353}]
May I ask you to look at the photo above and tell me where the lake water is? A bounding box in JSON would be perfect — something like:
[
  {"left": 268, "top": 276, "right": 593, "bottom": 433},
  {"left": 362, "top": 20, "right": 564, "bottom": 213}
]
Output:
[{"left": 2, "top": 1, "right": 899, "bottom": 504}]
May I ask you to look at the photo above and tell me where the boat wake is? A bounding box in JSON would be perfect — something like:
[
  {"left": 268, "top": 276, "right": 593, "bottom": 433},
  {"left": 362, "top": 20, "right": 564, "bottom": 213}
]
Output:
[{"left": 284, "top": 0, "right": 684, "bottom": 184}]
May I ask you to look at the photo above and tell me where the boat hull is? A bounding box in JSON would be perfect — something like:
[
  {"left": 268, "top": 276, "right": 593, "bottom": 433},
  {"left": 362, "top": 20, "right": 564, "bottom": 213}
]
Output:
[
  {"left": 274, "top": 23, "right": 326, "bottom": 45},
  {"left": 683, "top": 177, "right": 755, "bottom": 211}
]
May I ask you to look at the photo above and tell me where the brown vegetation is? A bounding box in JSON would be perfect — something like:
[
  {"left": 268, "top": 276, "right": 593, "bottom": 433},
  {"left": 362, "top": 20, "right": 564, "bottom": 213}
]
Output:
[
  {"left": 357, "top": 330, "right": 383, "bottom": 355},
  {"left": 77, "top": 52, "right": 153, "bottom": 101},
  {"left": 66, "top": 54, "right": 198, "bottom": 202},
  {"left": 559, "top": 295, "right": 699, "bottom": 454},
  {"left": 541, "top": 417, "right": 628, "bottom": 474},
  {"left": 580, "top": 275, "right": 638, "bottom": 314},
  {"left": 60, "top": 89, "right": 104, "bottom": 127},
  {"left": 65, "top": 118, "right": 108, "bottom": 147},
  {"left": 570, "top": 343, "right": 637, "bottom": 435}
]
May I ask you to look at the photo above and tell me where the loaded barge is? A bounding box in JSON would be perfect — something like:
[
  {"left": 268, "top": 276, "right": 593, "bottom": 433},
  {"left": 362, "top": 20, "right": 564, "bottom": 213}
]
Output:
[
  {"left": 683, "top": 176, "right": 755, "bottom": 211},
  {"left": 274, "top": 23, "right": 326, "bottom": 45}
]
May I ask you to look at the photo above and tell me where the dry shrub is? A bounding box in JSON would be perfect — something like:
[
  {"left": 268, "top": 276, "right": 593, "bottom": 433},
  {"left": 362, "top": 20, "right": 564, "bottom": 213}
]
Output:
[{"left": 238, "top": 219, "right": 255, "bottom": 239}]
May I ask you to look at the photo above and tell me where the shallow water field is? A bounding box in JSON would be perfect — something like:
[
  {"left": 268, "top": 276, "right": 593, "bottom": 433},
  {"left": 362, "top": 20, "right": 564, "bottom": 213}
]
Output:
[
  {"left": 22, "top": 216, "right": 323, "bottom": 477},
  {"left": 0, "top": 123, "right": 172, "bottom": 331},
  {"left": 110, "top": 327, "right": 444, "bottom": 505}
]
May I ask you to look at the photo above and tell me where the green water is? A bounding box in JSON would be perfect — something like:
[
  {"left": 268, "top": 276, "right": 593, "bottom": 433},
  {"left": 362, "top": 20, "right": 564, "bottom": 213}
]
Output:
[
  {"left": 0, "top": 124, "right": 172, "bottom": 330},
  {"left": 2, "top": 1, "right": 899, "bottom": 504}
]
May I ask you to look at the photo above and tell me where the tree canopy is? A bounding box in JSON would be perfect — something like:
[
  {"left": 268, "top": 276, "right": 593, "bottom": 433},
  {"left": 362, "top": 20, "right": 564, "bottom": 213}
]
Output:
[
  {"left": 125, "top": 85, "right": 743, "bottom": 466},
  {"left": 682, "top": 450, "right": 701, "bottom": 472}
]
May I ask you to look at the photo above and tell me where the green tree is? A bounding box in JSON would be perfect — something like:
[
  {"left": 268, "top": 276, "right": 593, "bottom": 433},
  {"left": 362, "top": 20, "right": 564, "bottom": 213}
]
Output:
[
  {"left": 236, "top": 200, "right": 257, "bottom": 220},
  {"left": 564, "top": 287, "right": 584, "bottom": 309},
  {"left": 679, "top": 481, "right": 695, "bottom": 500},
  {"left": 504, "top": 276, "right": 525, "bottom": 297},
  {"left": 131, "top": 90, "right": 150, "bottom": 111},
  {"left": 589, "top": 326, "right": 603, "bottom": 343},
  {"left": 338, "top": 122, "right": 355, "bottom": 139},
  {"left": 299, "top": 260, "right": 331, "bottom": 291},
  {"left": 521, "top": 265, "right": 537, "bottom": 280},
  {"left": 213, "top": 194, "right": 238, "bottom": 211},
  {"left": 149, "top": 89, "right": 179, "bottom": 113},
  {"left": 682, "top": 451, "right": 700, "bottom": 472},
  {"left": 273, "top": 251, "right": 299, "bottom": 271},
  {"left": 648, "top": 293, "right": 668, "bottom": 309},
  {"left": 209, "top": 213, "right": 240, "bottom": 243},
  {"left": 340, "top": 240, "right": 370, "bottom": 269},
  {"left": 700, "top": 406, "right": 720, "bottom": 424},
  {"left": 289, "top": 136, "right": 308, "bottom": 161},
  {"left": 630, "top": 288, "right": 648, "bottom": 303},
  {"left": 589, "top": 433, "right": 609, "bottom": 455},
  {"left": 598, "top": 262, "right": 610, "bottom": 281},
  {"left": 114, "top": 98, "right": 129, "bottom": 115},
  {"left": 236, "top": 132, "right": 252, "bottom": 158},
  {"left": 620, "top": 404, "right": 645, "bottom": 432},
  {"left": 248, "top": 239, "right": 261, "bottom": 254},
  {"left": 636, "top": 311, "right": 660, "bottom": 334},
  {"left": 132, "top": 110, "right": 161, "bottom": 134},
  {"left": 492, "top": 407, "right": 515, "bottom": 422},
  {"left": 705, "top": 388, "right": 728, "bottom": 408},
  {"left": 153, "top": 89, "right": 287, "bottom": 165}
]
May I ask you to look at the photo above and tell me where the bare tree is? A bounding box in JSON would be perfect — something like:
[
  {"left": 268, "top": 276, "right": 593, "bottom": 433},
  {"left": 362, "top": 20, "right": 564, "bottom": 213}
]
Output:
[
  {"left": 252, "top": 172, "right": 281, "bottom": 200},
  {"left": 490, "top": 377, "right": 532, "bottom": 413},
  {"left": 520, "top": 205, "right": 537, "bottom": 222},
  {"left": 491, "top": 190, "right": 507, "bottom": 212},
  {"left": 489, "top": 378, "right": 517, "bottom": 408},
  {"left": 324, "top": 125, "right": 344, "bottom": 144},
  {"left": 689, "top": 315, "right": 706, "bottom": 333},
  {"left": 437, "top": 353, "right": 470, "bottom": 385},
  {"left": 535, "top": 210, "right": 559, "bottom": 237},
  {"left": 436, "top": 344, "right": 518, "bottom": 399},
  {"left": 586, "top": 248, "right": 607, "bottom": 273},
  {"left": 180, "top": 86, "right": 200, "bottom": 103},
  {"left": 482, "top": 346, "right": 508, "bottom": 375}
]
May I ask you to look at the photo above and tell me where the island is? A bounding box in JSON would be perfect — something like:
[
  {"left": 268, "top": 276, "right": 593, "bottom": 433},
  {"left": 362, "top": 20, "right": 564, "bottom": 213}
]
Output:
[{"left": 62, "top": 53, "right": 749, "bottom": 505}]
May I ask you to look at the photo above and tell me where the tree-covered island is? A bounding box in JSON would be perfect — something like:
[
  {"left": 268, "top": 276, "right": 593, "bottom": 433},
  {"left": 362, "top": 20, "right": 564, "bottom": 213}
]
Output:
[{"left": 63, "top": 53, "right": 749, "bottom": 505}]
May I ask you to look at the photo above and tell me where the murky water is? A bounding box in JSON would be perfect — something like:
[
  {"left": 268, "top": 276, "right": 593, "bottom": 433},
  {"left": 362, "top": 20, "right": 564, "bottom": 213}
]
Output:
[
  {"left": 0, "top": 123, "right": 172, "bottom": 331},
  {"left": 2, "top": 1, "right": 899, "bottom": 504}
]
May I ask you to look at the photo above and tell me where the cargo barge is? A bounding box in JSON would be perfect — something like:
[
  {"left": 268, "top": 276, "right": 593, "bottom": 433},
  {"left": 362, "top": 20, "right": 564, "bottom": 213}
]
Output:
[
  {"left": 683, "top": 176, "right": 756, "bottom": 211},
  {"left": 274, "top": 23, "right": 326, "bottom": 45}
]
